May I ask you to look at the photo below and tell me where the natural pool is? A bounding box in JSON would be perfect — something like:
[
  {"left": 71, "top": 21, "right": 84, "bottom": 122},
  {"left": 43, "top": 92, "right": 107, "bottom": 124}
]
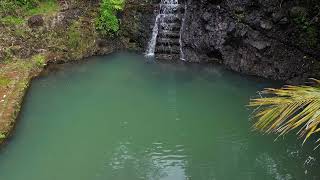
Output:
[{"left": 0, "top": 52, "right": 319, "bottom": 180}]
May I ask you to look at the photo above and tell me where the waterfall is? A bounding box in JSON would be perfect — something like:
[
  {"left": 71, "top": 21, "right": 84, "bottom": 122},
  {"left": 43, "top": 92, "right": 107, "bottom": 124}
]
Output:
[
  {"left": 145, "top": 0, "right": 184, "bottom": 60},
  {"left": 179, "top": 3, "right": 187, "bottom": 61},
  {"left": 145, "top": 15, "right": 160, "bottom": 57}
]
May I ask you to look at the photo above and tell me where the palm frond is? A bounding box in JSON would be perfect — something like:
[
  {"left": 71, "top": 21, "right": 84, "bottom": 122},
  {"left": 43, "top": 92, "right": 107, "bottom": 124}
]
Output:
[{"left": 249, "top": 79, "right": 320, "bottom": 146}]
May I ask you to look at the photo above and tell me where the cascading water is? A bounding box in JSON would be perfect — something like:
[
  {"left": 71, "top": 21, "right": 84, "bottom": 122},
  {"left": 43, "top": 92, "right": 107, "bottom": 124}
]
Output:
[
  {"left": 145, "top": 15, "right": 161, "bottom": 57},
  {"left": 179, "top": 3, "right": 187, "bottom": 61},
  {"left": 145, "top": 0, "right": 185, "bottom": 60}
]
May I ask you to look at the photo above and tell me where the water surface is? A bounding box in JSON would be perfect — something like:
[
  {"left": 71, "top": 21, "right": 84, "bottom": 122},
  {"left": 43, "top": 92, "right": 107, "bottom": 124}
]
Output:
[{"left": 0, "top": 52, "right": 319, "bottom": 180}]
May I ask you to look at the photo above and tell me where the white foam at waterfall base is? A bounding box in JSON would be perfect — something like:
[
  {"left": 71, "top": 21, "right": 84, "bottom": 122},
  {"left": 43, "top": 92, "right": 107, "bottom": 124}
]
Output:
[{"left": 145, "top": 0, "right": 180, "bottom": 58}]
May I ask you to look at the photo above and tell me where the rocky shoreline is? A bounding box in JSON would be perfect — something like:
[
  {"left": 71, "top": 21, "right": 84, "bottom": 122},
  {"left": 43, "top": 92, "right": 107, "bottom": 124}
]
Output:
[{"left": 0, "top": 0, "right": 124, "bottom": 145}]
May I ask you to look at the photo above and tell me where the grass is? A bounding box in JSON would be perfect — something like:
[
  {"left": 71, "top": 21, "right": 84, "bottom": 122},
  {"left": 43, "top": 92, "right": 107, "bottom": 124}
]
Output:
[
  {"left": 0, "top": 0, "right": 59, "bottom": 27},
  {"left": 0, "top": 0, "right": 100, "bottom": 144},
  {"left": 12, "top": 29, "right": 28, "bottom": 38},
  {"left": 0, "top": 77, "right": 11, "bottom": 87},
  {"left": 0, "top": 16, "right": 25, "bottom": 26},
  {"left": 67, "top": 22, "right": 82, "bottom": 50},
  {"left": 0, "top": 58, "right": 39, "bottom": 144},
  {"left": 27, "top": 0, "right": 59, "bottom": 16},
  {"left": 32, "top": 54, "right": 46, "bottom": 67}
]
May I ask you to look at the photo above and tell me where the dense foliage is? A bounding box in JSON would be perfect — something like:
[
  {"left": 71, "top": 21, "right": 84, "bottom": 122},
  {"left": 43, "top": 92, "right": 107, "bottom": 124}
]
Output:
[
  {"left": 14, "top": 0, "right": 39, "bottom": 7},
  {"left": 299, "top": 1, "right": 319, "bottom": 47},
  {"left": 96, "top": 0, "right": 125, "bottom": 35}
]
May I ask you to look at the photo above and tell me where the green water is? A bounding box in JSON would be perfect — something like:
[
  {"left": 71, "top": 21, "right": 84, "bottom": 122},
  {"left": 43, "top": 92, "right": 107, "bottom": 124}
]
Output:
[{"left": 0, "top": 52, "right": 319, "bottom": 180}]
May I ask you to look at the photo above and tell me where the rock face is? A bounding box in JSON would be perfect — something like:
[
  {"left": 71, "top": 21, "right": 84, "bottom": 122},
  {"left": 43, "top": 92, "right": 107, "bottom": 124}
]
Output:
[
  {"left": 121, "top": 0, "right": 158, "bottom": 51},
  {"left": 122, "top": 0, "right": 319, "bottom": 82},
  {"left": 176, "top": 0, "right": 320, "bottom": 82}
]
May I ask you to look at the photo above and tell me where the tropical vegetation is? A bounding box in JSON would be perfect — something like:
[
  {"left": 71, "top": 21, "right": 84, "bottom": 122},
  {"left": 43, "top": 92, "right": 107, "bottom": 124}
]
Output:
[
  {"left": 249, "top": 79, "right": 320, "bottom": 148},
  {"left": 96, "top": 0, "right": 125, "bottom": 35}
]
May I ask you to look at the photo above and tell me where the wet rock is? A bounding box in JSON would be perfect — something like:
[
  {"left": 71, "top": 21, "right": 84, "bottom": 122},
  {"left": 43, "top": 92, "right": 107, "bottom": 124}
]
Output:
[
  {"left": 234, "top": 6, "right": 245, "bottom": 14},
  {"left": 272, "top": 12, "right": 284, "bottom": 23},
  {"left": 180, "top": 0, "right": 320, "bottom": 82},
  {"left": 123, "top": 0, "right": 320, "bottom": 82},
  {"left": 279, "top": 17, "right": 289, "bottom": 25},
  {"left": 202, "top": 12, "right": 212, "bottom": 22},
  {"left": 120, "top": 0, "right": 155, "bottom": 51},
  {"left": 227, "top": 22, "right": 236, "bottom": 33},
  {"left": 247, "top": 40, "right": 271, "bottom": 50},
  {"left": 97, "top": 39, "right": 108, "bottom": 47},
  {"left": 28, "top": 15, "right": 44, "bottom": 28},
  {"left": 260, "top": 20, "right": 273, "bottom": 30}
]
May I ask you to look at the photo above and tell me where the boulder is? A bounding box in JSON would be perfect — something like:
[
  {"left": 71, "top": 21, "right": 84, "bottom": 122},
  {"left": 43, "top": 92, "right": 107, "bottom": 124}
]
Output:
[
  {"left": 28, "top": 15, "right": 44, "bottom": 28},
  {"left": 260, "top": 20, "right": 273, "bottom": 30}
]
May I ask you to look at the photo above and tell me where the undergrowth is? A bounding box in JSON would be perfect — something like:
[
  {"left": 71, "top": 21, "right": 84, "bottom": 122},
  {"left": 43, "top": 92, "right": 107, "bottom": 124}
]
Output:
[
  {"left": 68, "top": 22, "right": 82, "bottom": 50},
  {"left": 32, "top": 54, "right": 46, "bottom": 67},
  {"left": 0, "top": 133, "right": 5, "bottom": 139},
  {"left": 293, "top": 15, "right": 318, "bottom": 48},
  {"left": 0, "top": 77, "right": 11, "bottom": 87},
  {"left": 0, "top": 0, "right": 59, "bottom": 26},
  {"left": 96, "top": 0, "right": 125, "bottom": 36}
]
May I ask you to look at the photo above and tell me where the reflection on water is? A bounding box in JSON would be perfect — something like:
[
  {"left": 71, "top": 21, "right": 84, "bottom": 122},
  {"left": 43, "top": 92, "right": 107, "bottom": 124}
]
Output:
[{"left": 0, "top": 52, "right": 319, "bottom": 180}]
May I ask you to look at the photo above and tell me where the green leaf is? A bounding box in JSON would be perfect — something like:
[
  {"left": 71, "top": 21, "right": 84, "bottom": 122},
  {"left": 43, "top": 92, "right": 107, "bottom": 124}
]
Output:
[{"left": 95, "top": 0, "right": 125, "bottom": 35}]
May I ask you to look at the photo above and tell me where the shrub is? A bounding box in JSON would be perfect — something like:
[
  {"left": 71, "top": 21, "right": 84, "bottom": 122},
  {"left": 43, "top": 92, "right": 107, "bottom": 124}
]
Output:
[
  {"left": 0, "top": 133, "right": 5, "bottom": 139},
  {"left": 96, "top": 0, "right": 125, "bottom": 35},
  {"left": 67, "top": 22, "right": 82, "bottom": 49},
  {"left": 32, "top": 54, "right": 46, "bottom": 67},
  {"left": 0, "top": 1, "right": 19, "bottom": 15},
  {"left": 0, "top": 0, "right": 58, "bottom": 16},
  {"left": 0, "top": 77, "right": 11, "bottom": 86},
  {"left": 0, "top": 0, "right": 39, "bottom": 14},
  {"left": 15, "top": 0, "right": 39, "bottom": 8},
  {"left": 0, "top": 16, "right": 25, "bottom": 26},
  {"left": 293, "top": 9, "right": 319, "bottom": 48},
  {"left": 27, "top": 0, "right": 58, "bottom": 16}
]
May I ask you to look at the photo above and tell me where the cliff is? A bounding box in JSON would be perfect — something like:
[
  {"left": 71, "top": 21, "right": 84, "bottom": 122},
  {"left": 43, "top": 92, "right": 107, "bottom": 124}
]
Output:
[
  {"left": 124, "top": 0, "right": 320, "bottom": 83},
  {"left": 180, "top": 0, "right": 320, "bottom": 83}
]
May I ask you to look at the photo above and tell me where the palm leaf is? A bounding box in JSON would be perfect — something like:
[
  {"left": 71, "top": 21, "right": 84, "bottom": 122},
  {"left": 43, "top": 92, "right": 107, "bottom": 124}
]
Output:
[{"left": 249, "top": 79, "right": 320, "bottom": 147}]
